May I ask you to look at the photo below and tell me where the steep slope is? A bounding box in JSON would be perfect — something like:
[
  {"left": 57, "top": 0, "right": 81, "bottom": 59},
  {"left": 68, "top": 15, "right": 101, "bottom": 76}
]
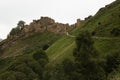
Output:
[
  {"left": 46, "top": 0, "right": 120, "bottom": 66},
  {"left": 81, "top": 0, "right": 120, "bottom": 36},
  {"left": 0, "top": 1, "right": 120, "bottom": 79},
  {"left": 0, "top": 32, "right": 61, "bottom": 58},
  {"left": 0, "top": 17, "right": 75, "bottom": 58},
  {"left": 46, "top": 35, "right": 75, "bottom": 66},
  {"left": 46, "top": 20, "right": 85, "bottom": 66}
]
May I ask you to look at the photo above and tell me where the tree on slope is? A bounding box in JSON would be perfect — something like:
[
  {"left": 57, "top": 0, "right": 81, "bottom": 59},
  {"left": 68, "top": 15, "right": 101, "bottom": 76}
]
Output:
[{"left": 73, "top": 30, "right": 106, "bottom": 80}]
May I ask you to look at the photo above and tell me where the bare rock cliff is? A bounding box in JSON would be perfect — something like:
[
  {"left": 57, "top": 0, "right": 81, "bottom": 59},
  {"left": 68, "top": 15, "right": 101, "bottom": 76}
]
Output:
[{"left": 19, "top": 17, "right": 74, "bottom": 37}]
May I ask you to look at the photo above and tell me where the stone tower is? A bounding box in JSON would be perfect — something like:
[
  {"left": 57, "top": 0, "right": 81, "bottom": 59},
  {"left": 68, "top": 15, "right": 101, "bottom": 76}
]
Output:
[{"left": 76, "top": 19, "right": 81, "bottom": 27}]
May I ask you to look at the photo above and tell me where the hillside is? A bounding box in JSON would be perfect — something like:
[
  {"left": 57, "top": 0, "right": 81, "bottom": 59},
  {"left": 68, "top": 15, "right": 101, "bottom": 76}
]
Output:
[
  {"left": 0, "top": 0, "right": 120, "bottom": 80},
  {"left": 0, "top": 17, "right": 82, "bottom": 80},
  {"left": 81, "top": 0, "right": 120, "bottom": 36},
  {"left": 0, "top": 17, "right": 81, "bottom": 58},
  {"left": 46, "top": 0, "right": 120, "bottom": 66}
]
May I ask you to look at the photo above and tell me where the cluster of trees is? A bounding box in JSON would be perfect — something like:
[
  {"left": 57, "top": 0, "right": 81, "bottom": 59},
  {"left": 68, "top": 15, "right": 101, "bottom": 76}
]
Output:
[
  {"left": 0, "top": 49, "right": 48, "bottom": 80},
  {"left": 9, "top": 20, "right": 25, "bottom": 36},
  {"left": 111, "top": 28, "right": 120, "bottom": 36},
  {"left": 73, "top": 31, "right": 105, "bottom": 80}
]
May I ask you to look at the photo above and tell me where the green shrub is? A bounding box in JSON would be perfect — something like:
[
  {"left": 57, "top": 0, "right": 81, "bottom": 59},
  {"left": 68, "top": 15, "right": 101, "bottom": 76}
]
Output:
[
  {"left": 32, "top": 49, "right": 48, "bottom": 67},
  {"left": 0, "top": 71, "right": 28, "bottom": 80},
  {"left": 10, "top": 27, "right": 21, "bottom": 36},
  {"left": 111, "top": 28, "right": 120, "bottom": 36},
  {"left": 105, "top": 52, "right": 120, "bottom": 74}
]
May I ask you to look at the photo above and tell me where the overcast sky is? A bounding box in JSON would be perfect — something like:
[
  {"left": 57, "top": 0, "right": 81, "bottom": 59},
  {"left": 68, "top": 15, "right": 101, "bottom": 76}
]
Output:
[{"left": 0, "top": 0, "right": 115, "bottom": 39}]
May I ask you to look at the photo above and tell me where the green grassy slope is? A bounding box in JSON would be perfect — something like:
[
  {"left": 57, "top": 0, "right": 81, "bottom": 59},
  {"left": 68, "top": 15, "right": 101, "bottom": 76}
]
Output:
[
  {"left": 81, "top": 0, "right": 120, "bottom": 36},
  {"left": 1, "top": 31, "right": 61, "bottom": 58},
  {"left": 46, "top": 0, "right": 120, "bottom": 66},
  {"left": 46, "top": 35, "right": 75, "bottom": 66}
]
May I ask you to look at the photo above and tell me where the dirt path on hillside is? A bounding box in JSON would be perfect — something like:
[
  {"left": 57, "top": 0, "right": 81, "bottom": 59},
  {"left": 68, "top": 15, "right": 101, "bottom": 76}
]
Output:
[
  {"left": 93, "top": 36, "right": 120, "bottom": 40},
  {"left": 66, "top": 32, "right": 76, "bottom": 38},
  {"left": 66, "top": 32, "right": 120, "bottom": 40}
]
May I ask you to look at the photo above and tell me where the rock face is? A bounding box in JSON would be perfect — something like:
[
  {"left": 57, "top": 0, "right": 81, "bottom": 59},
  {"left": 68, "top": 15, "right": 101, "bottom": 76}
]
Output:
[
  {"left": 7, "top": 17, "right": 83, "bottom": 39},
  {"left": 14, "top": 17, "right": 75, "bottom": 38}
]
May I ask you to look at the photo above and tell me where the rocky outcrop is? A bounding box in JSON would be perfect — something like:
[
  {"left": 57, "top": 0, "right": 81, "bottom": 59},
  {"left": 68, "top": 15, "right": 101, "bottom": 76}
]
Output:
[
  {"left": 1, "top": 17, "right": 75, "bottom": 50},
  {"left": 7, "top": 17, "right": 84, "bottom": 39},
  {"left": 14, "top": 17, "right": 76, "bottom": 38}
]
